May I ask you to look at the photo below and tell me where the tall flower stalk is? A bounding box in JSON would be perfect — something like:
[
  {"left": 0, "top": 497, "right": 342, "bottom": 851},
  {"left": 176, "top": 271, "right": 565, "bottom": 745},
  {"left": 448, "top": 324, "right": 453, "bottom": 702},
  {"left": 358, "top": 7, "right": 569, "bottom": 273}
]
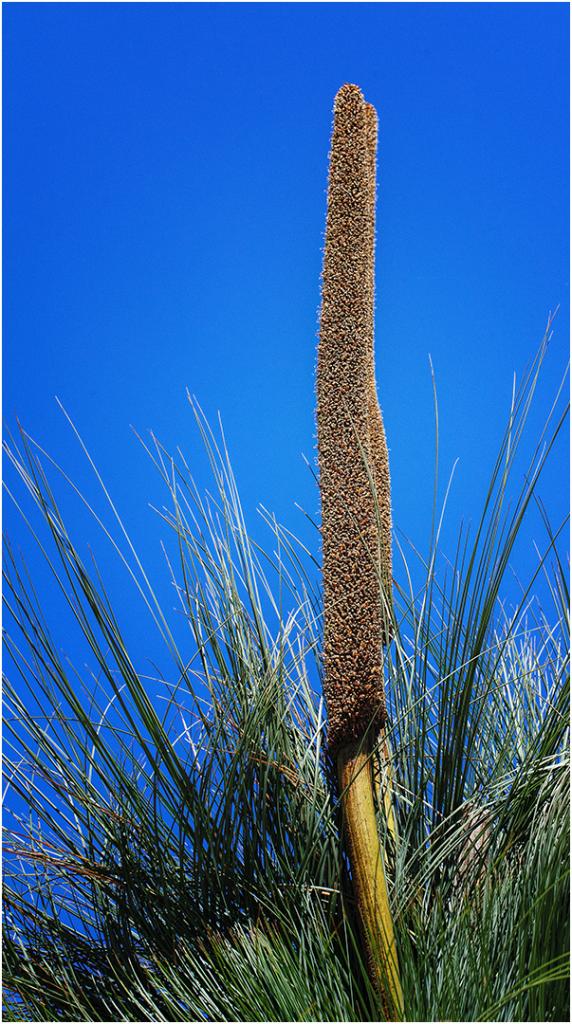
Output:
[{"left": 317, "top": 83, "right": 402, "bottom": 1018}]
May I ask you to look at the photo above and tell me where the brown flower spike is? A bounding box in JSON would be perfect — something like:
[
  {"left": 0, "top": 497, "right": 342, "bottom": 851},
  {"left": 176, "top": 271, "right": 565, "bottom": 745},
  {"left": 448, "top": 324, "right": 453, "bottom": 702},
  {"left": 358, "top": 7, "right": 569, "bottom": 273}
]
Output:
[{"left": 317, "top": 83, "right": 392, "bottom": 754}]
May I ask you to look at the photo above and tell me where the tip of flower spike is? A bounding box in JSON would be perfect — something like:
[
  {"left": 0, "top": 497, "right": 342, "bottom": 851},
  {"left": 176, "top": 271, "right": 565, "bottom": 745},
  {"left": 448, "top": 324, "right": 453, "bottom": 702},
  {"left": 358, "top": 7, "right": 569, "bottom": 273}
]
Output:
[
  {"left": 364, "top": 101, "right": 378, "bottom": 127},
  {"left": 334, "top": 83, "right": 365, "bottom": 109}
]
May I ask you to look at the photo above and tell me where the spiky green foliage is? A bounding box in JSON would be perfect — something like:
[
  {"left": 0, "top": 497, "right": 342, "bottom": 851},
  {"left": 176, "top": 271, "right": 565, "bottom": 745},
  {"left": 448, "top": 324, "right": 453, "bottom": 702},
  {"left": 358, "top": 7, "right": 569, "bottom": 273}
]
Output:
[{"left": 3, "top": 336, "right": 570, "bottom": 1021}]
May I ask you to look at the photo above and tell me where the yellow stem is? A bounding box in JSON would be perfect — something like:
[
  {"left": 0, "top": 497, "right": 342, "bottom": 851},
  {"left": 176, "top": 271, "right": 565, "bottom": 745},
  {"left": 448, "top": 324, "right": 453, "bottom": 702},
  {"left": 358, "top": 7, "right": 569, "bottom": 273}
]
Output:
[{"left": 338, "top": 740, "right": 403, "bottom": 1020}]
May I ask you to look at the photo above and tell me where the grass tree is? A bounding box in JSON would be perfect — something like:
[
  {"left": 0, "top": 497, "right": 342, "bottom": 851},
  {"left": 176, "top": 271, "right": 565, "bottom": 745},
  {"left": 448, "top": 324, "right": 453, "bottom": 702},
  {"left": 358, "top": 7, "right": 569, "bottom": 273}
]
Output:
[{"left": 2, "top": 87, "right": 570, "bottom": 1022}]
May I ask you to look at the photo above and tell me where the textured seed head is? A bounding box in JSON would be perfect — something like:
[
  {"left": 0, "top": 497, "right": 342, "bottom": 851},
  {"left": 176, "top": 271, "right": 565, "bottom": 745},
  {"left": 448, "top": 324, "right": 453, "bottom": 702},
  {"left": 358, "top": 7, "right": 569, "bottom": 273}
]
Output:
[
  {"left": 317, "top": 84, "right": 393, "bottom": 753},
  {"left": 364, "top": 101, "right": 393, "bottom": 604}
]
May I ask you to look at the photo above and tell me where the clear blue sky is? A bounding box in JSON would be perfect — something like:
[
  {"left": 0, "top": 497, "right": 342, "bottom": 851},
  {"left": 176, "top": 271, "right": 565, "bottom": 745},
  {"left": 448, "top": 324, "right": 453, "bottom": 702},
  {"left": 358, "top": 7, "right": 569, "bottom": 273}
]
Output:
[{"left": 3, "top": 2, "right": 569, "bottom": 667}]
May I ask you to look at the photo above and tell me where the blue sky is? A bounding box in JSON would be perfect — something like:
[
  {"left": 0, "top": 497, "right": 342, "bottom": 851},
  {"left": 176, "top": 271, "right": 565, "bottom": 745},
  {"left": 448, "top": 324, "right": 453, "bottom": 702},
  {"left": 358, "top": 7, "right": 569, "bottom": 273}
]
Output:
[{"left": 3, "top": 2, "right": 569, "bottom": 667}]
